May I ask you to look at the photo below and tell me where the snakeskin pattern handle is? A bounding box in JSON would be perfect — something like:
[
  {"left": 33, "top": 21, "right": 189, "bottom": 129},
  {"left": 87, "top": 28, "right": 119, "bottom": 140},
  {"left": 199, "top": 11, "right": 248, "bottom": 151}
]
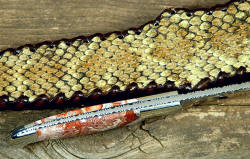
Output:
[{"left": 0, "top": 0, "right": 249, "bottom": 110}]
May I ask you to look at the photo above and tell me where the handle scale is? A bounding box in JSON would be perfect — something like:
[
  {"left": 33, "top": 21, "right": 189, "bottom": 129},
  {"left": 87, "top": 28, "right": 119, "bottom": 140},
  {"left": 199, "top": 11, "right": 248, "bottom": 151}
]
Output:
[{"left": 36, "top": 110, "right": 140, "bottom": 141}]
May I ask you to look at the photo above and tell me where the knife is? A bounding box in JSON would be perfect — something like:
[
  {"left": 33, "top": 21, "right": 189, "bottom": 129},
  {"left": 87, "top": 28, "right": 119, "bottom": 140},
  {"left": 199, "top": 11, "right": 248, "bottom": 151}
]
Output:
[{"left": 8, "top": 81, "right": 250, "bottom": 146}]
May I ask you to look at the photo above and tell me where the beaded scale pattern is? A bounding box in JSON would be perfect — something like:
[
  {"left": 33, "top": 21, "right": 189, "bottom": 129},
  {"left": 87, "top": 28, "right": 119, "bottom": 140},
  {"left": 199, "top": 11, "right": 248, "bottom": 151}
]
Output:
[{"left": 0, "top": 0, "right": 249, "bottom": 110}]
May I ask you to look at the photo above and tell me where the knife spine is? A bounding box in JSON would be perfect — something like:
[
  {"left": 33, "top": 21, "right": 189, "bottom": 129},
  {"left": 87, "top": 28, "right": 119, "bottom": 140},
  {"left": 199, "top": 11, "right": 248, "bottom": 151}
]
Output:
[{"left": 33, "top": 81, "right": 250, "bottom": 127}]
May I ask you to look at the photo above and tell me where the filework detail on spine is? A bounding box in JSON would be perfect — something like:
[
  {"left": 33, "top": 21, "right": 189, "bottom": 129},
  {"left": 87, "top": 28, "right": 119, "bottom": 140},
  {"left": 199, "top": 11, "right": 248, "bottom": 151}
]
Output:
[
  {"left": 0, "top": 0, "right": 249, "bottom": 110},
  {"left": 33, "top": 98, "right": 138, "bottom": 128}
]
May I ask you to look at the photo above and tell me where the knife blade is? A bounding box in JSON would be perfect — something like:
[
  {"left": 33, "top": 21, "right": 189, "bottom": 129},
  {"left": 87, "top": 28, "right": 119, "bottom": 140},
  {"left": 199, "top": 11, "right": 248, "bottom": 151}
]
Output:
[{"left": 8, "top": 81, "right": 250, "bottom": 146}]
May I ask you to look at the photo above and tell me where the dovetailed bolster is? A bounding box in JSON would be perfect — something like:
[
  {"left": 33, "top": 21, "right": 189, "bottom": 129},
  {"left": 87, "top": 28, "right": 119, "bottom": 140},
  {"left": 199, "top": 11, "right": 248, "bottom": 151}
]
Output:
[{"left": 0, "top": 0, "right": 249, "bottom": 110}]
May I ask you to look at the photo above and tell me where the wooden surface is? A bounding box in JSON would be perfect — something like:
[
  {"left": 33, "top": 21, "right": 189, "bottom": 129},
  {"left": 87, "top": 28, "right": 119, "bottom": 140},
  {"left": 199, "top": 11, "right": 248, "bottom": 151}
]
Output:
[{"left": 0, "top": 0, "right": 250, "bottom": 158}]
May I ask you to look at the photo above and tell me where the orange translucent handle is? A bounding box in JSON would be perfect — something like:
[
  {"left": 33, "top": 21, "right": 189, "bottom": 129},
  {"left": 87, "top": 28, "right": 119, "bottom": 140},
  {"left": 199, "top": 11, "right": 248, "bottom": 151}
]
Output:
[{"left": 36, "top": 110, "right": 140, "bottom": 141}]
